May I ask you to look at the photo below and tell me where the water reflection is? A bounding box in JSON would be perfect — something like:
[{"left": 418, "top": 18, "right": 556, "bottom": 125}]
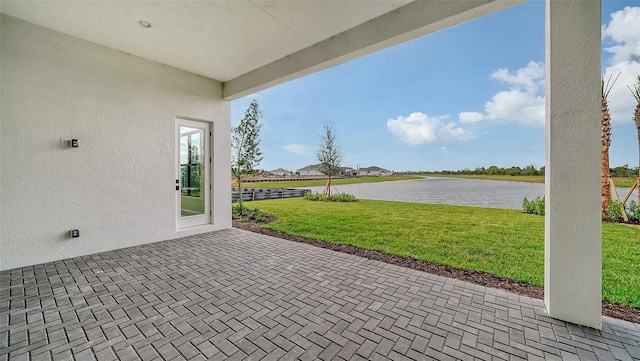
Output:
[{"left": 308, "top": 177, "right": 639, "bottom": 210}]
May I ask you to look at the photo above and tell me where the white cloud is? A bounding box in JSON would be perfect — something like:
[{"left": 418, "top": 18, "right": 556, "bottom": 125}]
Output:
[
  {"left": 387, "top": 112, "right": 475, "bottom": 146},
  {"left": 279, "top": 144, "right": 313, "bottom": 156},
  {"left": 602, "top": 6, "right": 640, "bottom": 65},
  {"left": 459, "top": 6, "right": 640, "bottom": 127},
  {"left": 440, "top": 146, "right": 452, "bottom": 155},
  {"left": 458, "top": 61, "right": 546, "bottom": 126},
  {"left": 458, "top": 112, "right": 485, "bottom": 123},
  {"left": 438, "top": 123, "right": 476, "bottom": 140},
  {"left": 484, "top": 88, "right": 545, "bottom": 126},
  {"left": 491, "top": 61, "right": 545, "bottom": 93},
  {"left": 602, "top": 6, "right": 640, "bottom": 124}
]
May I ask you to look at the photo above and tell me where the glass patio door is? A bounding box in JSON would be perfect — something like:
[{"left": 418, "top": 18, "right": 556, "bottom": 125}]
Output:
[{"left": 176, "top": 118, "right": 210, "bottom": 228}]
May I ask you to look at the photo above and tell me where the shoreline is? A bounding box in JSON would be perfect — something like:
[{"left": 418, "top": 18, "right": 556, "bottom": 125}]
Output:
[{"left": 424, "top": 173, "right": 638, "bottom": 188}]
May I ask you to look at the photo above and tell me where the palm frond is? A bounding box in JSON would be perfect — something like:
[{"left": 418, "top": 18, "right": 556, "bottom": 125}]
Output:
[
  {"left": 602, "top": 73, "right": 620, "bottom": 98},
  {"left": 627, "top": 75, "right": 640, "bottom": 103}
]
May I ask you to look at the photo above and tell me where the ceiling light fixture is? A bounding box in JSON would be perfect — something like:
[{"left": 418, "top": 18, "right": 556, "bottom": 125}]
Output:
[{"left": 137, "top": 20, "right": 152, "bottom": 28}]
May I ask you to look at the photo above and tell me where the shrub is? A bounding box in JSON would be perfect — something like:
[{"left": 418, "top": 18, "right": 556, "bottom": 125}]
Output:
[
  {"left": 626, "top": 200, "right": 640, "bottom": 221},
  {"left": 606, "top": 201, "right": 624, "bottom": 221},
  {"left": 331, "top": 192, "right": 358, "bottom": 202},
  {"left": 305, "top": 192, "right": 358, "bottom": 202},
  {"left": 522, "top": 196, "right": 544, "bottom": 215},
  {"left": 533, "top": 198, "right": 545, "bottom": 216},
  {"left": 233, "top": 206, "right": 270, "bottom": 222},
  {"left": 248, "top": 208, "right": 268, "bottom": 222},
  {"left": 232, "top": 204, "right": 247, "bottom": 218},
  {"left": 522, "top": 197, "right": 534, "bottom": 214},
  {"left": 304, "top": 192, "right": 326, "bottom": 201}
]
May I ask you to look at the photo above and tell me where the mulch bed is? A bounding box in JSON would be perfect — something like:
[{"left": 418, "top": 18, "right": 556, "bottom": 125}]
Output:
[
  {"left": 233, "top": 218, "right": 640, "bottom": 324},
  {"left": 603, "top": 218, "right": 640, "bottom": 226}
]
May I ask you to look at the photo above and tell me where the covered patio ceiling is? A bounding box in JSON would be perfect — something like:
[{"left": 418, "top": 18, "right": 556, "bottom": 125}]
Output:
[{"left": 0, "top": 0, "right": 524, "bottom": 99}]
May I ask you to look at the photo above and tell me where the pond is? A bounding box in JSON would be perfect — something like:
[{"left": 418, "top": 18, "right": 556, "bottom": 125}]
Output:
[{"left": 308, "top": 177, "right": 639, "bottom": 210}]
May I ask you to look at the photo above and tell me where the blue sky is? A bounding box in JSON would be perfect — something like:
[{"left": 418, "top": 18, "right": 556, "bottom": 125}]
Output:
[{"left": 232, "top": 1, "right": 640, "bottom": 173}]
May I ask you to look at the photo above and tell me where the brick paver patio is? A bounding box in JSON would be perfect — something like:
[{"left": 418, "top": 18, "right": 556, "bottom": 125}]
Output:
[{"left": 1, "top": 228, "right": 639, "bottom": 360}]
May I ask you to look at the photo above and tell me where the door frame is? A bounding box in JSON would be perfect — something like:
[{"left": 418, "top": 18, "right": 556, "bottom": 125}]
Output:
[{"left": 175, "top": 117, "right": 211, "bottom": 229}]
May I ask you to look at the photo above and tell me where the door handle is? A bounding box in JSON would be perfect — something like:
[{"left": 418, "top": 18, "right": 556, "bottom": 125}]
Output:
[{"left": 176, "top": 179, "right": 179, "bottom": 191}]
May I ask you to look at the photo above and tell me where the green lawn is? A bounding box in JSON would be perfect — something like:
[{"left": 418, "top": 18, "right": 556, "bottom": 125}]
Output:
[
  {"left": 243, "top": 175, "right": 424, "bottom": 188},
  {"left": 426, "top": 174, "right": 638, "bottom": 188},
  {"left": 242, "top": 198, "right": 640, "bottom": 308},
  {"left": 612, "top": 177, "right": 639, "bottom": 188}
]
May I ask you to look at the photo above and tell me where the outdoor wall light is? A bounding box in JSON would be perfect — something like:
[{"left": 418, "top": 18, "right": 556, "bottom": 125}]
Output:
[
  {"left": 137, "top": 20, "right": 152, "bottom": 28},
  {"left": 60, "top": 138, "right": 79, "bottom": 148}
]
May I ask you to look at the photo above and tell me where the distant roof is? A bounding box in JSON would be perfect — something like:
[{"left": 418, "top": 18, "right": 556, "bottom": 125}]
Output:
[
  {"left": 360, "top": 166, "right": 390, "bottom": 172},
  {"left": 297, "top": 164, "right": 321, "bottom": 171},
  {"left": 270, "top": 168, "right": 290, "bottom": 172},
  {"left": 298, "top": 164, "right": 354, "bottom": 171}
]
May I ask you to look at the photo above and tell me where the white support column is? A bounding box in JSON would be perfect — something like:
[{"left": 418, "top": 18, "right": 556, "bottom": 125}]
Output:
[{"left": 545, "top": 0, "right": 602, "bottom": 329}]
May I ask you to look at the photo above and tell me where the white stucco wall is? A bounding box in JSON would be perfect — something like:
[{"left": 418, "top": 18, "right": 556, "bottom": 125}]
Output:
[
  {"left": 544, "top": 0, "right": 601, "bottom": 329},
  {"left": 0, "top": 15, "right": 232, "bottom": 271}
]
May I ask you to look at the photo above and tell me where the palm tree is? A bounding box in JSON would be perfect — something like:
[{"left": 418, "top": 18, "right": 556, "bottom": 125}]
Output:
[
  {"left": 629, "top": 75, "right": 640, "bottom": 204},
  {"left": 601, "top": 75, "right": 618, "bottom": 218}
]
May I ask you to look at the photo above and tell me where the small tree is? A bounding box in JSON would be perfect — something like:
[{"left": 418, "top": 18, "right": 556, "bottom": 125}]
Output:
[
  {"left": 316, "top": 122, "right": 343, "bottom": 199},
  {"left": 231, "top": 99, "right": 263, "bottom": 214}
]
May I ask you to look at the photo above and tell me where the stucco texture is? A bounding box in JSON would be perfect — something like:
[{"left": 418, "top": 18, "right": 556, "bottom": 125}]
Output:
[
  {"left": 544, "top": 1, "right": 602, "bottom": 329},
  {"left": 1, "top": 14, "right": 231, "bottom": 271}
]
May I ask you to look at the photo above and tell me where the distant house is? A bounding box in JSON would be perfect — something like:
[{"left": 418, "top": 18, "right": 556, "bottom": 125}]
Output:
[
  {"left": 270, "top": 168, "right": 291, "bottom": 176},
  {"left": 358, "top": 166, "right": 392, "bottom": 176},
  {"left": 339, "top": 167, "right": 355, "bottom": 177},
  {"left": 297, "top": 165, "right": 355, "bottom": 177},
  {"left": 297, "top": 164, "right": 324, "bottom": 176}
]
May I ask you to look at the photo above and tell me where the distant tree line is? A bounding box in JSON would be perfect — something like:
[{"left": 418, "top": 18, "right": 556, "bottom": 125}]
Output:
[
  {"left": 609, "top": 164, "right": 640, "bottom": 177},
  {"left": 431, "top": 165, "right": 545, "bottom": 176},
  {"left": 427, "top": 164, "right": 639, "bottom": 177}
]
